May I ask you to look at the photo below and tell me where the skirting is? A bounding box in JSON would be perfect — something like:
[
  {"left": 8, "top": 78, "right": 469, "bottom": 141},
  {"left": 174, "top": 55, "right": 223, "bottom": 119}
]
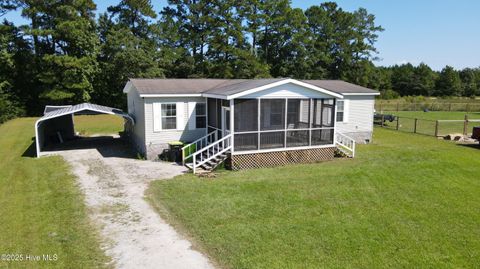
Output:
[{"left": 230, "top": 147, "right": 335, "bottom": 170}]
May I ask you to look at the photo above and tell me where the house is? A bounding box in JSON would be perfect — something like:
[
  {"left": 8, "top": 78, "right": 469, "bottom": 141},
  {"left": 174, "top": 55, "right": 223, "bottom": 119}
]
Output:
[{"left": 122, "top": 78, "right": 379, "bottom": 172}]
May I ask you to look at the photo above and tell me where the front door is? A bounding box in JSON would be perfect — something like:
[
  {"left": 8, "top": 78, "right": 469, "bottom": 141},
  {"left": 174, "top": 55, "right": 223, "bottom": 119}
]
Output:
[{"left": 221, "top": 107, "right": 231, "bottom": 137}]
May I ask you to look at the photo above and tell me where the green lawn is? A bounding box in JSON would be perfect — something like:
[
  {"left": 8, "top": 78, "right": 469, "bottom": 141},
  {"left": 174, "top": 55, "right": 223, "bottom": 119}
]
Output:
[
  {"left": 0, "top": 118, "right": 109, "bottom": 269},
  {"left": 74, "top": 114, "right": 124, "bottom": 135},
  {"left": 148, "top": 128, "right": 480, "bottom": 269},
  {"left": 381, "top": 111, "right": 480, "bottom": 136}
]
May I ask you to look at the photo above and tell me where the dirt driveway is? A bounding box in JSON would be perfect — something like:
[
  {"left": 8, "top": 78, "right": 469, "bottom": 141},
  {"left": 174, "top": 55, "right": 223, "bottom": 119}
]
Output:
[{"left": 54, "top": 137, "right": 214, "bottom": 269}]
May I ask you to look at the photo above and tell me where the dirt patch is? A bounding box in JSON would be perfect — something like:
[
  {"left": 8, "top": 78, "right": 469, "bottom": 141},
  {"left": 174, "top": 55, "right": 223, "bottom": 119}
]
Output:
[{"left": 56, "top": 141, "right": 215, "bottom": 269}]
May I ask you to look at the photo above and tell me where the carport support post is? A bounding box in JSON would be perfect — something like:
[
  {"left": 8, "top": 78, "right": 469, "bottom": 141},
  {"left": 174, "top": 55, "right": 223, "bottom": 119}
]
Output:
[
  {"left": 435, "top": 120, "right": 439, "bottom": 137},
  {"left": 396, "top": 117, "right": 400, "bottom": 130},
  {"left": 414, "top": 118, "right": 418, "bottom": 133},
  {"left": 463, "top": 115, "right": 468, "bottom": 136}
]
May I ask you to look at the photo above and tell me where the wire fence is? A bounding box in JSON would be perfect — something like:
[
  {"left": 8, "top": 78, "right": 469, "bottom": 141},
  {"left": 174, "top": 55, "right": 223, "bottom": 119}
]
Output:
[
  {"left": 375, "top": 102, "right": 480, "bottom": 112},
  {"left": 376, "top": 115, "right": 480, "bottom": 137}
]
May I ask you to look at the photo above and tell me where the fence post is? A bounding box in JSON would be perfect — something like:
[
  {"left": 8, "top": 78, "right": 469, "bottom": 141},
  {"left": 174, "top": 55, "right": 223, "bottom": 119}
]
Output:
[
  {"left": 463, "top": 115, "right": 469, "bottom": 136},
  {"left": 414, "top": 118, "right": 418, "bottom": 133},
  {"left": 381, "top": 114, "right": 385, "bottom": 127},
  {"left": 396, "top": 117, "right": 399, "bottom": 130},
  {"left": 435, "top": 120, "right": 439, "bottom": 137}
]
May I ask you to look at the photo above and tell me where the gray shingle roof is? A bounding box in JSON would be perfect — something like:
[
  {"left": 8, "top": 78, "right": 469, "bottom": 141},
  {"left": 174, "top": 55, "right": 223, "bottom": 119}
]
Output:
[
  {"left": 128, "top": 78, "right": 378, "bottom": 96},
  {"left": 300, "top": 80, "right": 379, "bottom": 94}
]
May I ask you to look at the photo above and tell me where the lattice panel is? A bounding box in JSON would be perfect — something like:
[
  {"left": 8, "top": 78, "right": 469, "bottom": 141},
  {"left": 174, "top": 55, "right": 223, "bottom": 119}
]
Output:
[{"left": 231, "top": 147, "right": 335, "bottom": 170}]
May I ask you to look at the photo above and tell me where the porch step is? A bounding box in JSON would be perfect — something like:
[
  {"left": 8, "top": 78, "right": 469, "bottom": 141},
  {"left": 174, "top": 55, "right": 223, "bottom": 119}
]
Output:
[{"left": 184, "top": 153, "right": 228, "bottom": 173}]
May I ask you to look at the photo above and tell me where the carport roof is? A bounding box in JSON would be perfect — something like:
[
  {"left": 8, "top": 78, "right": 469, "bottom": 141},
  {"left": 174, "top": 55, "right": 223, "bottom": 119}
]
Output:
[{"left": 38, "top": 103, "right": 134, "bottom": 123}]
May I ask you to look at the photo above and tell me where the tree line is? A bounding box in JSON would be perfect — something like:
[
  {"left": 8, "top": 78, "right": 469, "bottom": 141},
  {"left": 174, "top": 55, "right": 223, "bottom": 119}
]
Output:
[{"left": 0, "top": 0, "right": 478, "bottom": 123}]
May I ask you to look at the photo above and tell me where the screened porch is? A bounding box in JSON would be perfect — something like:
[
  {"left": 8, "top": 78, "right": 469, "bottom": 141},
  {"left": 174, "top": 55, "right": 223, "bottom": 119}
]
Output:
[{"left": 206, "top": 97, "right": 336, "bottom": 153}]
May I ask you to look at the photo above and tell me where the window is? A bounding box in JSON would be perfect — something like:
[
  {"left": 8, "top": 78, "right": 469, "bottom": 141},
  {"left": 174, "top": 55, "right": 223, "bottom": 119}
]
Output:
[
  {"left": 195, "top": 103, "right": 206, "bottom": 128},
  {"left": 336, "top": 100, "right": 344, "bottom": 122},
  {"left": 161, "top": 103, "right": 176, "bottom": 130}
]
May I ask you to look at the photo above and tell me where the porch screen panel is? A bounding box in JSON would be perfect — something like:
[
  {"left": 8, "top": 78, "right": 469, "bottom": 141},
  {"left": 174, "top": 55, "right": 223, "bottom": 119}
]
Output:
[
  {"left": 286, "top": 130, "right": 309, "bottom": 147},
  {"left": 260, "top": 99, "right": 285, "bottom": 130},
  {"left": 234, "top": 133, "right": 258, "bottom": 151},
  {"left": 234, "top": 99, "right": 258, "bottom": 132},
  {"left": 260, "top": 132, "right": 285, "bottom": 149},
  {"left": 311, "top": 129, "right": 334, "bottom": 145},
  {"left": 207, "top": 98, "right": 217, "bottom": 128},
  {"left": 287, "top": 99, "right": 310, "bottom": 129}
]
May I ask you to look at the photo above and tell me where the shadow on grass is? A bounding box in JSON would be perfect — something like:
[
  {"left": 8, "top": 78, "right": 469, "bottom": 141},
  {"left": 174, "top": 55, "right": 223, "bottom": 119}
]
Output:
[
  {"left": 22, "top": 137, "right": 37, "bottom": 158},
  {"left": 456, "top": 143, "right": 480, "bottom": 150},
  {"left": 25, "top": 135, "right": 137, "bottom": 159}
]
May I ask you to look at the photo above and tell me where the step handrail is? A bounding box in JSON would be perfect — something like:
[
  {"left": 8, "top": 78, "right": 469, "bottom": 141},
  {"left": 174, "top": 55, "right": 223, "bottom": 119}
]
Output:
[
  {"left": 182, "top": 131, "right": 217, "bottom": 165},
  {"left": 191, "top": 134, "right": 232, "bottom": 174},
  {"left": 335, "top": 132, "right": 356, "bottom": 158}
]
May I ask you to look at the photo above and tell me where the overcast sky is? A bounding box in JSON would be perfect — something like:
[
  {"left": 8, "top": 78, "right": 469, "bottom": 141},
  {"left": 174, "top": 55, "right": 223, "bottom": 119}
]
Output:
[{"left": 3, "top": 0, "right": 480, "bottom": 71}]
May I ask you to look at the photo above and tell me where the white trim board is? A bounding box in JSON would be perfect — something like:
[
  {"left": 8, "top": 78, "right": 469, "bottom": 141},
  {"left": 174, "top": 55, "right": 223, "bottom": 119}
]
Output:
[
  {"left": 232, "top": 144, "right": 335, "bottom": 155},
  {"left": 226, "top": 79, "right": 344, "bottom": 100}
]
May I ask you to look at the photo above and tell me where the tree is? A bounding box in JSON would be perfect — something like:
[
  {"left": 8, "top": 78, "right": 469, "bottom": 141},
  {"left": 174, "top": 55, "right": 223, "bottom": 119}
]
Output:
[
  {"left": 459, "top": 68, "right": 478, "bottom": 97},
  {"left": 411, "top": 63, "right": 436, "bottom": 96},
  {"left": 304, "top": 2, "right": 383, "bottom": 81},
  {"left": 0, "top": 21, "right": 24, "bottom": 121},
  {"left": 13, "top": 0, "right": 99, "bottom": 107},
  {"left": 435, "top": 66, "right": 462, "bottom": 96},
  {"left": 93, "top": 0, "right": 163, "bottom": 108},
  {"left": 390, "top": 63, "right": 415, "bottom": 96}
]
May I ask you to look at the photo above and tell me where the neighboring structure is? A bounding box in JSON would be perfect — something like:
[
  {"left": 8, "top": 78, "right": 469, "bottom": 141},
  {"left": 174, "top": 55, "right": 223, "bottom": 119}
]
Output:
[{"left": 123, "top": 78, "right": 379, "bottom": 172}]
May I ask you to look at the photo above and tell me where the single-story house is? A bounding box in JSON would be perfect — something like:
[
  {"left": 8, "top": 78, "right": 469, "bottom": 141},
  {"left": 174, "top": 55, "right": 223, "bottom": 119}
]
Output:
[{"left": 123, "top": 78, "right": 379, "bottom": 173}]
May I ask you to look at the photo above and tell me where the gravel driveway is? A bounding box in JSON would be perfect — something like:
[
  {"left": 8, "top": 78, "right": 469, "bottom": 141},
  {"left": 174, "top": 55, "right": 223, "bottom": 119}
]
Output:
[{"left": 53, "top": 137, "right": 214, "bottom": 269}]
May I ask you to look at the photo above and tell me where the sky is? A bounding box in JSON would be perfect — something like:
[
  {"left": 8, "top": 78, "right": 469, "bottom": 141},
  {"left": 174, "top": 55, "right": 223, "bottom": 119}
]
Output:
[{"left": 3, "top": 0, "right": 480, "bottom": 71}]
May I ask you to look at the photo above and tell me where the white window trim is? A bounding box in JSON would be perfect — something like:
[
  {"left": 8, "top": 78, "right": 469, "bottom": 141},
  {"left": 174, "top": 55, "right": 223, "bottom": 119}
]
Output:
[
  {"left": 153, "top": 102, "right": 179, "bottom": 132},
  {"left": 336, "top": 99, "right": 349, "bottom": 123}
]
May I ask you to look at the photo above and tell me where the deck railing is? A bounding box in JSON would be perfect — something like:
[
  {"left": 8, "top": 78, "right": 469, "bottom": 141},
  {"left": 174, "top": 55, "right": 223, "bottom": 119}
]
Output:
[
  {"left": 190, "top": 134, "right": 232, "bottom": 174},
  {"left": 181, "top": 131, "right": 217, "bottom": 165},
  {"left": 335, "top": 132, "right": 355, "bottom": 158}
]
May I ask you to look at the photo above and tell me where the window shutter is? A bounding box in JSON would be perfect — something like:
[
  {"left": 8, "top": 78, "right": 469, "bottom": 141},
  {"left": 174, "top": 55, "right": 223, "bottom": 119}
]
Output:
[
  {"left": 188, "top": 102, "right": 196, "bottom": 130},
  {"left": 153, "top": 102, "right": 161, "bottom": 132},
  {"left": 176, "top": 102, "right": 185, "bottom": 130},
  {"left": 343, "top": 99, "right": 349, "bottom": 123}
]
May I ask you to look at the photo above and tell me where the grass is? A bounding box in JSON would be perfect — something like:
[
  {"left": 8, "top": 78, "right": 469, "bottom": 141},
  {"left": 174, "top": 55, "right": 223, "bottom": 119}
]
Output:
[
  {"left": 74, "top": 114, "right": 124, "bottom": 135},
  {"left": 0, "top": 118, "right": 109, "bottom": 269},
  {"left": 148, "top": 128, "right": 480, "bottom": 269},
  {"left": 380, "top": 111, "right": 480, "bottom": 136}
]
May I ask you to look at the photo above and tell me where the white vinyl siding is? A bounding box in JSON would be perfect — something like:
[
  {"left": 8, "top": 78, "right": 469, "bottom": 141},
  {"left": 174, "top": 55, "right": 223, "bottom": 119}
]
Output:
[
  {"left": 336, "top": 96, "right": 374, "bottom": 135},
  {"left": 241, "top": 82, "right": 333, "bottom": 99},
  {"left": 144, "top": 97, "right": 207, "bottom": 147}
]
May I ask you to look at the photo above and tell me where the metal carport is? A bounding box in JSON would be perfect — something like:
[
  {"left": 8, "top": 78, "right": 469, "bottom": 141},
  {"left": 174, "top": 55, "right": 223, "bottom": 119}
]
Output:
[{"left": 35, "top": 103, "right": 134, "bottom": 157}]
